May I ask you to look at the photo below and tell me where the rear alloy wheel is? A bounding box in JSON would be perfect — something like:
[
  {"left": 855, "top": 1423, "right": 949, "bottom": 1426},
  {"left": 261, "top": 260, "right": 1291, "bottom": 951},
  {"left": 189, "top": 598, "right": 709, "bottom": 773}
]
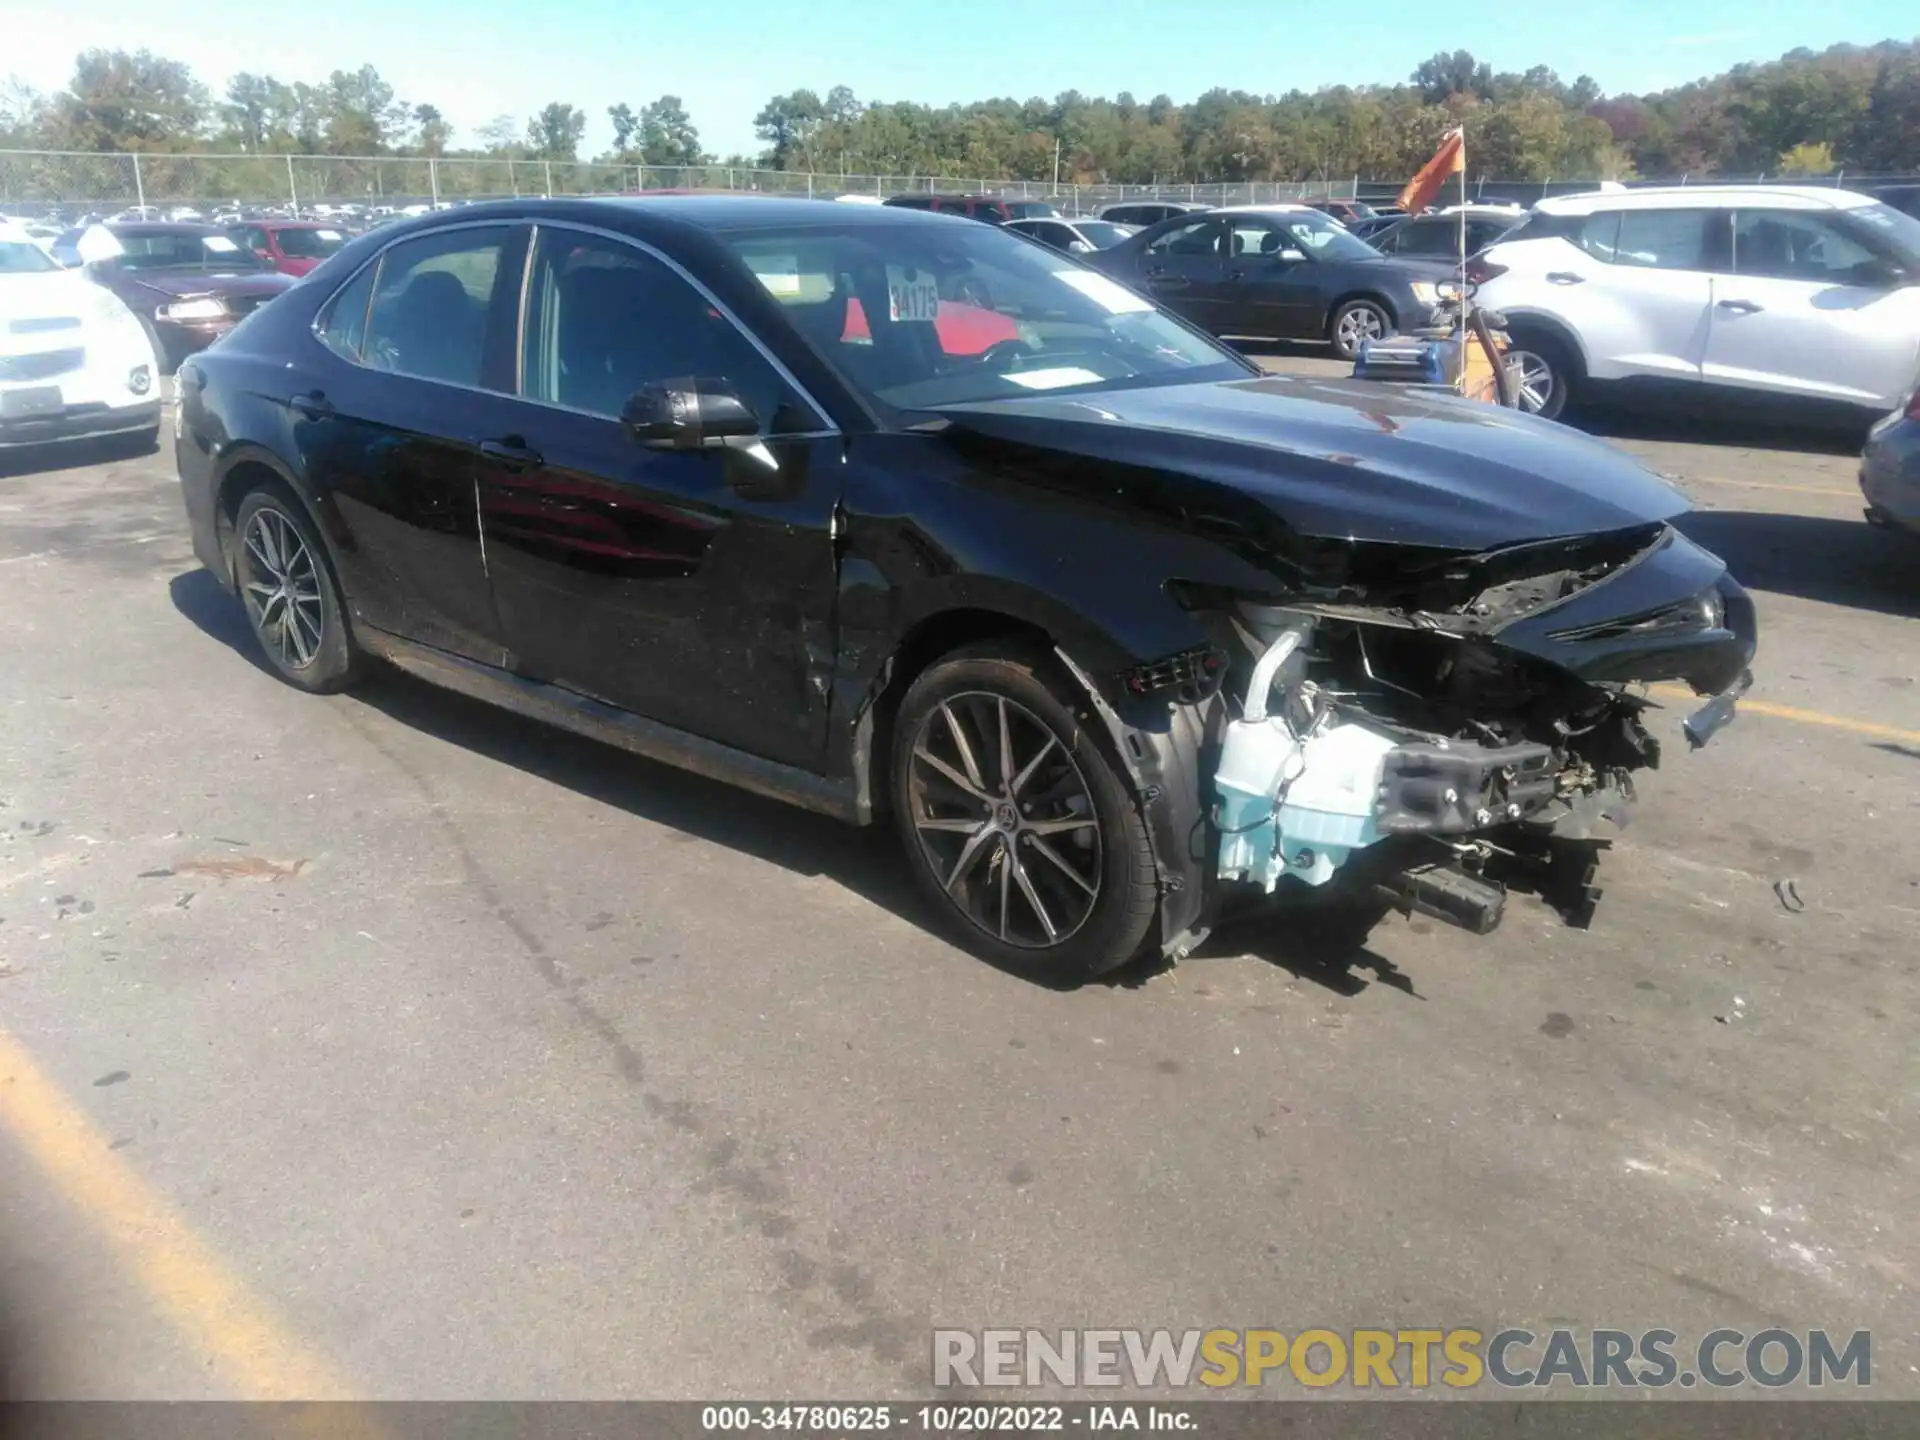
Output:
[
  {"left": 892, "top": 643, "right": 1159, "bottom": 981},
  {"left": 232, "top": 487, "right": 363, "bottom": 693},
  {"left": 1328, "top": 299, "right": 1390, "bottom": 361},
  {"left": 1503, "top": 333, "right": 1576, "bottom": 421}
]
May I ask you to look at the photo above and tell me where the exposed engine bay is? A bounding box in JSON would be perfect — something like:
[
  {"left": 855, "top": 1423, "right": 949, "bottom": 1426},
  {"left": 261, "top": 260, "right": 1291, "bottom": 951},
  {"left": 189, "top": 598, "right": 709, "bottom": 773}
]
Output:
[{"left": 1190, "top": 521, "right": 1756, "bottom": 936}]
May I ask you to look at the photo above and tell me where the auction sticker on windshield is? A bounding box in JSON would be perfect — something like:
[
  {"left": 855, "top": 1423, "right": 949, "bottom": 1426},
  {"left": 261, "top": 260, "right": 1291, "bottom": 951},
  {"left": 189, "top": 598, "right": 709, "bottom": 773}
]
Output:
[
  {"left": 202, "top": 234, "right": 240, "bottom": 253},
  {"left": 886, "top": 265, "right": 940, "bottom": 322}
]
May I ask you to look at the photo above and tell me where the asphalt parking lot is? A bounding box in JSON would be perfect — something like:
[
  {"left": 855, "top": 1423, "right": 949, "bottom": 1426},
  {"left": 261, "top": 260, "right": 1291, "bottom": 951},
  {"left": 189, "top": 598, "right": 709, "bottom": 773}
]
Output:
[{"left": 2, "top": 368, "right": 1917, "bottom": 1401}]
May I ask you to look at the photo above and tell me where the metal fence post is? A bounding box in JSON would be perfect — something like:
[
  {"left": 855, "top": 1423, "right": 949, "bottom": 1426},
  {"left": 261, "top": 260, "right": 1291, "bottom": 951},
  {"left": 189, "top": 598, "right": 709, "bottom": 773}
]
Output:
[
  {"left": 542, "top": 159, "right": 552, "bottom": 197},
  {"left": 132, "top": 152, "right": 146, "bottom": 211},
  {"left": 285, "top": 153, "right": 296, "bottom": 215},
  {"left": 429, "top": 157, "right": 439, "bottom": 206},
  {"left": 808, "top": 172, "right": 815, "bottom": 199}
]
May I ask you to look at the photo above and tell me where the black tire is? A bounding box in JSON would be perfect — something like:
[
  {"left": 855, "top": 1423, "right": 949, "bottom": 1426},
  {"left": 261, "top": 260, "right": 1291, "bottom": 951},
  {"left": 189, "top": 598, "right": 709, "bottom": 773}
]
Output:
[
  {"left": 231, "top": 484, "right": 364, "bottom": 693},
  {"left": 1503, "top": 329, "right": 1579, "bottom": 421},
  {"left": 890, "top": 641, "right": 1159, "bottom": 982},
  {"left": 1328, "top": 298, "right": 1391, "bottom": 361}
]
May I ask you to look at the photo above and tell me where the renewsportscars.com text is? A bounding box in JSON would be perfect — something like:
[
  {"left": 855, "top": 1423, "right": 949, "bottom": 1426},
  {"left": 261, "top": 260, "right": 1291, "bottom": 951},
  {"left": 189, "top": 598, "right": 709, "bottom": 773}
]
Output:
[{"left": 932, "top": 1328, "right": 1872, "bottom": 1390}]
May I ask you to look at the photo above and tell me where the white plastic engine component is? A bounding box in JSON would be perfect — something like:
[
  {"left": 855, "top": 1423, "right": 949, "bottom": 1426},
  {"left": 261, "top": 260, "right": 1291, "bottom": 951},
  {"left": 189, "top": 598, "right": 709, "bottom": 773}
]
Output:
[{"left": 1215, "top": 623, "right": 1401, "bottom": 891}]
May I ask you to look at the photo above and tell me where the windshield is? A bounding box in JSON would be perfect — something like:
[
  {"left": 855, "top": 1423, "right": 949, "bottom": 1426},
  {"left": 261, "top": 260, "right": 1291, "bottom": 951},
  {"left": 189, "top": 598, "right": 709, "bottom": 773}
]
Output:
[
  {"left": 1262, "top": 212, "right": 1382, "bottom": 263},
  {"left": 718, "top": 219, "right": 1252, "bottom": 413},
  {"left": 1002, "top": 201, "right": 1063, "bottom": 220},
  {"left": 1850, "top": 202, "right": 1920, "bottom": 266},
  {"left": 1074, "top": 221, "right": 1135, "bottom": 248},
  {"left": 0, "top": 239, "right": 58, "bottom": 274},
  {"left": 115, "top": 231, "right": 273, "bottom": 272},
  {"left": 274, "top": 227, "right": 348, "bottom": 259}
]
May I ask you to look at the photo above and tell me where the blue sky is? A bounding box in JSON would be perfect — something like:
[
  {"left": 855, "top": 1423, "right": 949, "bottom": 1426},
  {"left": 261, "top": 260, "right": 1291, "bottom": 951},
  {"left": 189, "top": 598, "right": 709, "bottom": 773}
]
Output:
[{"left": 3, "top": 2, "right": 1911, "bottom": 159}]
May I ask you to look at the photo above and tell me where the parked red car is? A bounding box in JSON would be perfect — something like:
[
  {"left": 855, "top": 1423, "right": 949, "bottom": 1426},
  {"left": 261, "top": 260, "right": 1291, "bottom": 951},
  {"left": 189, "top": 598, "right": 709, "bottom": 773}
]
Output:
[{"left": 227, "top": 220, "right": 350, "bottom": 276}]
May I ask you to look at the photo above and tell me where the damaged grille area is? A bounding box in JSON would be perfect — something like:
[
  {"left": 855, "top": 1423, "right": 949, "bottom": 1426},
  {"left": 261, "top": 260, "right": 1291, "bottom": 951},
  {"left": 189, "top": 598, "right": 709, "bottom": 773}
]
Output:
[{"left": 1204, "top": 525, "right": 1696, "bottom": 934}]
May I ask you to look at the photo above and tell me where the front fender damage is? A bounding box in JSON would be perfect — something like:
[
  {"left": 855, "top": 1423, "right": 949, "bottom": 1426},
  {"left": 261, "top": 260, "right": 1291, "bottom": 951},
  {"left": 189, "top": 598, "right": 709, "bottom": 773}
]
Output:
[{"left": 1064, "top": 520, "right": 1758, "bottom": 954}]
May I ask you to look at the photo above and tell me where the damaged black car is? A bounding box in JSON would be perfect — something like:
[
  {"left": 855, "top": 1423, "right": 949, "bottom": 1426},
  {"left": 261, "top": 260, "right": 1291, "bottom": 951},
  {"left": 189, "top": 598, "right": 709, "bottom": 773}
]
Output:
[{"left": 174, "top": 197, "right": 1757, "bottom": 979}]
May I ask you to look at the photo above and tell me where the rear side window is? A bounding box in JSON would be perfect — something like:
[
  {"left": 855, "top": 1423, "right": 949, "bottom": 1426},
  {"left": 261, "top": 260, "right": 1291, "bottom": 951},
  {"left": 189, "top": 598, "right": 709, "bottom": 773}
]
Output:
[
  {"left": 1147, "top": 219, "right": 1222, "bottom": 257},
  {"left": 316, "top": 262, "right": 377, "bottom": 360},
  {"left": 1573, "top": 211, "right": 1623, "bottom": 261},
  {"left": 1612, "top": 209, "right": 1720, "bottom": 271},
  {"left": 361, "top": 227, "right": 511, "bottom": 387}
]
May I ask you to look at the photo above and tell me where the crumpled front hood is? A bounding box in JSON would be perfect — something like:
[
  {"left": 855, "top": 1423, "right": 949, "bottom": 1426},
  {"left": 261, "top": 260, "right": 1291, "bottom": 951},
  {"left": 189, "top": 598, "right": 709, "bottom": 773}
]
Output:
[{"left": 936, "top": 375, "right": 1690, "bottom": 553}]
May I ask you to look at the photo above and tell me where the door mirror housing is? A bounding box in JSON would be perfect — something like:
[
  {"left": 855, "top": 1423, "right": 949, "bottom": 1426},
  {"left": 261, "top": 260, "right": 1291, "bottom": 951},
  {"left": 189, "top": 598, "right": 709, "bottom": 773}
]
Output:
[
  {"left": 1276, "top": 248, "right": 1307, "bottom": 264},
  {"left": 621, "top": 378, "right": 760, "bottom": 449}
]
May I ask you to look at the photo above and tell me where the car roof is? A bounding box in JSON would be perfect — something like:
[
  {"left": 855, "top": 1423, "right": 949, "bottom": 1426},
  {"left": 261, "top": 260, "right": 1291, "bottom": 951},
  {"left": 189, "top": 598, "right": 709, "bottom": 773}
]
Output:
[
  {"left": 1402, "top": 206, "right": 1525, "bottom": 220},
  {"left": 103, "top": 221, "right": 230, "bottom": 235},
  {"left": 384, "top": 195, "right": 982, "bottom": 236},
  {"left": 1537, "top": 185, "right": 1878, "bottom": 215}
]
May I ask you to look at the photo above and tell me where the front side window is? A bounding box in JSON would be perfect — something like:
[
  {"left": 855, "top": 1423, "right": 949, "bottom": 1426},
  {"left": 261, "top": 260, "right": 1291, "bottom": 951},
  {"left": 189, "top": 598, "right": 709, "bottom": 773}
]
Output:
[
  {"left": 1224, "top": 221, "right": 1306, "bottom": 261},
  {"left": 1733, "top": 210, "right": 1881, "bottom": 284},
  {"left": 718, "top": 216, "right": 1252, "bottom": 412},
  {"left": 520, "top": 229, "right": 816, "bottom": 432},
  {"left": 1245, "top": 213, "right": 1380, "bottom": 263},
  {"left": 361, "top": 226, "right": 509, "bottom": 387}
]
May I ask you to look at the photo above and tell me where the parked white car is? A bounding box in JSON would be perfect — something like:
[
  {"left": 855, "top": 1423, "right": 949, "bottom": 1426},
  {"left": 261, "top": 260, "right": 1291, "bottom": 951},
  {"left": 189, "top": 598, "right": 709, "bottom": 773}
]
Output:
[
  {"left": 0, "top": 221, "right": 162, "bottom": 450},
  {"left": 1471, "top": 185, "right": 1920, "bottom": 421}
]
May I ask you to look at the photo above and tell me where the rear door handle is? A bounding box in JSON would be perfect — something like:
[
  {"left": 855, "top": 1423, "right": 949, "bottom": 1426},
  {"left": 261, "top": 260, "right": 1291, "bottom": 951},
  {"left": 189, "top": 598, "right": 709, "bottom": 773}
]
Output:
[
  {"left": 289, "top": 390, "right": 333, "bottom": 419},
  {"left": 1545, "top": 271, "right": 1585, "bottom": 285},
  {"left": 1716, "top": 298, "right": 1763, "bottom": 314},
  {"left": 479, "top": 438, "right": 545, "bottom": 472}
]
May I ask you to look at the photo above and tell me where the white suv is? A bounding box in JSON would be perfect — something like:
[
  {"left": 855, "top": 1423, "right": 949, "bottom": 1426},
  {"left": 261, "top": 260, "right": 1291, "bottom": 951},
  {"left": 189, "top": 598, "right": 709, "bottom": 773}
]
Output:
[{"left": 1470, "top": 185, "right": 1920, "bottom": 422}]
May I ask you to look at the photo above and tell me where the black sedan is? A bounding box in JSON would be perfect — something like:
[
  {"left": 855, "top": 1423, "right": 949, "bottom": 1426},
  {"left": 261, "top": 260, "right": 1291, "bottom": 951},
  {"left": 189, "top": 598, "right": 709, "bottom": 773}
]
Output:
[
  {"left": 1086, "top": 206, "right": 1454, "bottom": 359},
  {"left": 174, "top": 197, "right": 1756, "bottom": 980}
]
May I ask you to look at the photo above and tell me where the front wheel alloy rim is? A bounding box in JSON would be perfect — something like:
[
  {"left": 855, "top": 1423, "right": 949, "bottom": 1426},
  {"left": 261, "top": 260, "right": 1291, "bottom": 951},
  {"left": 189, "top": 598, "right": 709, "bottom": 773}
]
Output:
[
  {"left": 907, "top": 692, "right": 1102, "bottom": 950},
  {"left": 1337, "top": 306, "right": 1385, "bottom": 352},
  {"left": 240, "top": 508, "right": 324, "bottom": 670},
  {"left": 1507, "top": 351, "right": 1556, "bottom": 413}
]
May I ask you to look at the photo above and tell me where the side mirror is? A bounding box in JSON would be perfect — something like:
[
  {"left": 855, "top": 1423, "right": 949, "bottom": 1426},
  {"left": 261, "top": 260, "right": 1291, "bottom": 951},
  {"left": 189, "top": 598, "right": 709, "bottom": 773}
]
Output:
[
  {"left": 1859, "top": 260, "right": 1910, "bottom": 289},
  {"left": 1277, "top": 249, "right": 1307, "bottom": 264},
  {"left": 1067, "top": 239, "right": 1094, "bottom": 255},
  {"left": 621, "top": 378, "right": 760, "bottom": 449}
]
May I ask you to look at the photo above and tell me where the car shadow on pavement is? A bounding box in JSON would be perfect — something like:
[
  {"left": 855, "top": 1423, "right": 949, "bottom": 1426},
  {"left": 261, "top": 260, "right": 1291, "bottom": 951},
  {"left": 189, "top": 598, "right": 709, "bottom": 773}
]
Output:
[
  {"left": 1671, "top": 510, "right": 1920, "bottom": 620},
  {"left": 0, "top": 429, "right": 159, "bottom": 481},
  {"left": 170, "top": 566, "right": 1112, "bottom": 988},
  {"left": 1575, "top": 405, "right": 1866, "bottom": 457}
]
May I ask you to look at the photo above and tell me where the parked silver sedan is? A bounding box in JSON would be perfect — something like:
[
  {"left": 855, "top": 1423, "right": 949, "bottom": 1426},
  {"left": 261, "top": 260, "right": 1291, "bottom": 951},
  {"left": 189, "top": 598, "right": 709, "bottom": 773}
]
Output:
[{"left": 1861, "top": 388, "right": 1920, "bottom": 536}]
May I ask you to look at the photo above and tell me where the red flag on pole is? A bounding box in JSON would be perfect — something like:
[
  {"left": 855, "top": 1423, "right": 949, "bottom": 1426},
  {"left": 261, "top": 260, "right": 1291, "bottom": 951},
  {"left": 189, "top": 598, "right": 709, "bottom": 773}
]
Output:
[{"left": 1398, "top": 127, "right": 1465, "bottom": 215}]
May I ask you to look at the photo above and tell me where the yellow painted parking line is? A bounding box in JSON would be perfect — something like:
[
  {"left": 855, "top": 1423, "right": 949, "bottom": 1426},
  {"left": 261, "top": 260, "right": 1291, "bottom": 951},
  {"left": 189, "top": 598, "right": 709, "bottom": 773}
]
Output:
[
  {"left": 1683, "top": 474, "right": 1859, "bottom": 498},
  {"left": 1651, "top": 684, "right": 1920, "bottom": 747},
  {"left": 0, "top": 1023, "right": 353, "bottom": 1401}
]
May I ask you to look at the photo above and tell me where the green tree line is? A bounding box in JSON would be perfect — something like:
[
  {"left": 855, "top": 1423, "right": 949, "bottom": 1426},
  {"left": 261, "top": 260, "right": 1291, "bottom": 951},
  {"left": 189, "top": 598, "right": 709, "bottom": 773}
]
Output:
[{"left": 3, "top": 37, "right": 1917, "bottom": 188}]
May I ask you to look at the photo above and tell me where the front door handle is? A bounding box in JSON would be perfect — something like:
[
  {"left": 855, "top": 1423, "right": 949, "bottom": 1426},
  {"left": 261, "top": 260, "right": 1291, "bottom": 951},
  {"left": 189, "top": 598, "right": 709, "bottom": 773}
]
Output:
[
  {"left": 289, "top": 390, "right": 333, "bottom": 419},
  {"left": 1545, "top": 271, "right": 1586, "bottom": 285},
  {"left": 479, "top": 438, "right": 545, "bottom": 472},
  {"left": 1716, "top": 298, "right": 1764, "bottom": 314}
]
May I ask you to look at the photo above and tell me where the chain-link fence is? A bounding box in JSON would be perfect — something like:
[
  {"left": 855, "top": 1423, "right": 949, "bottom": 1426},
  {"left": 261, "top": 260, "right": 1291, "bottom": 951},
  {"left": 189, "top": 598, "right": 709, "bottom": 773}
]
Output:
[{"left": 2, "top": 147, "right": 1912, "bottom": 219}]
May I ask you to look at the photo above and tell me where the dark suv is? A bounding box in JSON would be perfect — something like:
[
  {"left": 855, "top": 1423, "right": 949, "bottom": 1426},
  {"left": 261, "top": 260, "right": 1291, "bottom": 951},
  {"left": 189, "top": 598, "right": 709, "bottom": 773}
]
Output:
[{"left": 882, "top": 195, "right": 1061, "bottom": 224}]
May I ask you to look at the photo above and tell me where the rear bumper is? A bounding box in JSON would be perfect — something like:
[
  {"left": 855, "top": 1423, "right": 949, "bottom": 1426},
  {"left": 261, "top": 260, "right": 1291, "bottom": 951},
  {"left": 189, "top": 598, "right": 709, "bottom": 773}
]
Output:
[{"left": 0, "top": 399, "right": 161, "bottom": 448}]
